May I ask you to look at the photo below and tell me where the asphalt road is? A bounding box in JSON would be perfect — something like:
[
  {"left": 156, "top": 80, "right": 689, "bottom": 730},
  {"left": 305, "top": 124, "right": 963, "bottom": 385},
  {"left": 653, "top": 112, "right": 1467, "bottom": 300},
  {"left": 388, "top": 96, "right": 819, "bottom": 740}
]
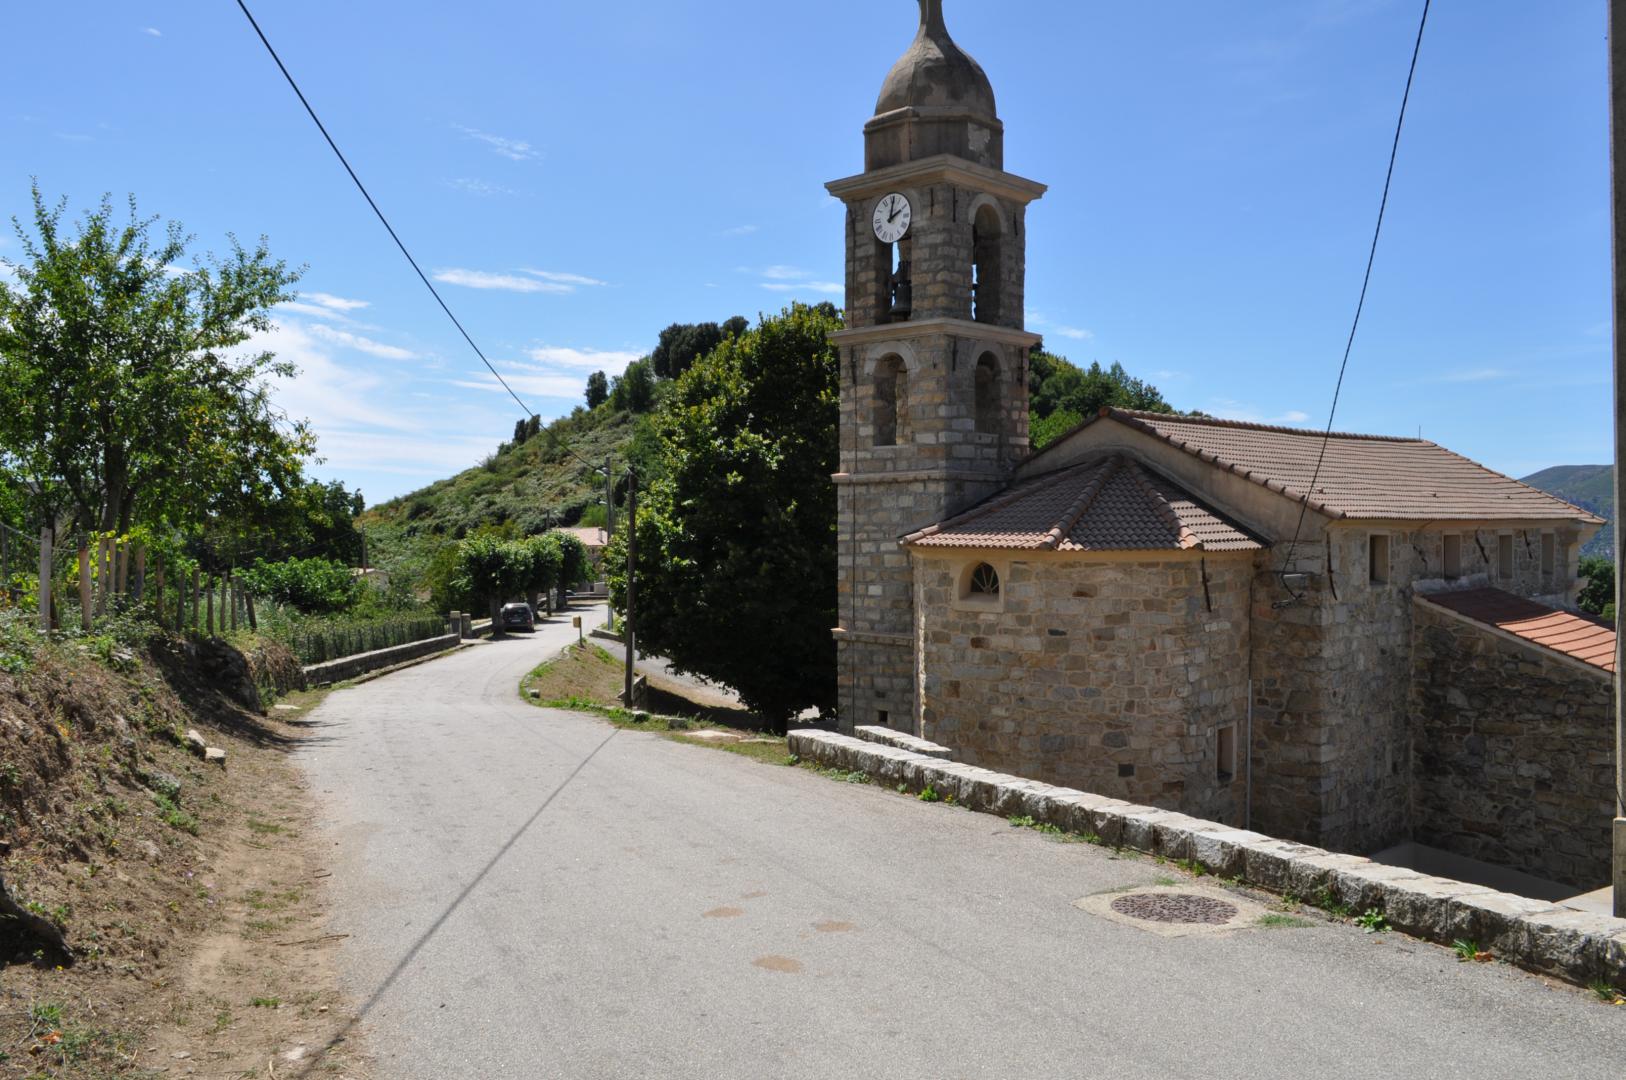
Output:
[{"left": 299, "top": 605, "right": 1623, "bottom": 1079}]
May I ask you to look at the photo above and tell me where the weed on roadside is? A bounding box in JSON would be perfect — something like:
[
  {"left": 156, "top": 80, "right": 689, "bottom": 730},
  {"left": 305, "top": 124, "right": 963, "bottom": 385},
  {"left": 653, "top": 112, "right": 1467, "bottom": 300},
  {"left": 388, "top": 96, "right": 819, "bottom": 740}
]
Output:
[
  {"left": 1175, "top": 858, "right": 1207, "bottom": 877},
  {"left": 1356, "top": 908, "right": 1391, "bottom": 934},
  {"left": 1313, "top": 885, "right": 1352, "bottom": 919},
  {"left": 1256, "top": 913, "right": 1315, "bottom": 930},
  {"left": 1454, "top": 939, "right": 1494, "bottom": 964},
  {"left": 1587, "top": 980, "right": 1625, "bottom": 1005},
  {"left": 814, "top": 767, "right": 870, "bottom": 785}
]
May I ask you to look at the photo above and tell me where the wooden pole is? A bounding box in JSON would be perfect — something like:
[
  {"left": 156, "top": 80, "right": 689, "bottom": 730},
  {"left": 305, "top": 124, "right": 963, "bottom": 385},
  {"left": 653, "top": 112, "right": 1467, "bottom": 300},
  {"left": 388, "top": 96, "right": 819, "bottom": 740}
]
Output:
[
  {"left": 154, "top": 560, "right": 166, "bottom": 630},
  {"left": 245, "top": 590, "right": 257, "bottom": 632},
  {"left": 623, "top": 469, "right": 638, "bottom": 707},
  {"left": 1610, "top": 0, "right": 1626, "bottom": 918},
  {"left": 37, "top": 529, "right": 52, "bottom": 633},
  {"left": 77, "top": 543, "right": 92, "bottom": 631},
  {"left": 206, "top": 580, "right": 215, "bottom": 637},
  {"left": 228, "top": 572, "right": 238, "bottom": 633},
  {"left": 133, "top": 545, "right": 146, "bottom": 602},
  {"left": 115, "top": 540, "right": 128, "bottom": 598},
  {"left": 190, "top": 568, "right": 201, "bottom": 632}
]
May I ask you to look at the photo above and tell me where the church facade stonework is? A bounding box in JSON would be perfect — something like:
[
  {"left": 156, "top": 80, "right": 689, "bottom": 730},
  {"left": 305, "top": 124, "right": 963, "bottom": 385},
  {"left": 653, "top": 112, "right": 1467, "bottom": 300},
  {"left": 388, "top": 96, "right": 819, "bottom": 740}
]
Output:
[{"left": 830, "top": 3, "right": 1611, "bottom": 886}]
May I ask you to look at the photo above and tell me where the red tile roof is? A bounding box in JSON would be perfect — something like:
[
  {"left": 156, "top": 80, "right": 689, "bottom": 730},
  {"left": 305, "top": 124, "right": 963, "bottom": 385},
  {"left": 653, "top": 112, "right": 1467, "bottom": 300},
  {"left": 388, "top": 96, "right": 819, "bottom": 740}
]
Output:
[
  {"left": 903, "top": 455, "right": 1264, "bottom": 553},
  {"left": 1420, "top": 588, "right": 1616, "bottom": 673},
  {"left": 1038, "top": 409, "right": 1602, "bottom": 525}
]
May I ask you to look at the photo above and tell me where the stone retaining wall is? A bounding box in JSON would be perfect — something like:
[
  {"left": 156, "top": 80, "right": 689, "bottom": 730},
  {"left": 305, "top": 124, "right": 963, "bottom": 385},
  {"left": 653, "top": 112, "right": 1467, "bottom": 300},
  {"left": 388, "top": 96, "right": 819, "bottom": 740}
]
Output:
[
  {"left": 302, "top": 633, "right": 461, "bottom": 686},
  {"left": 1411, "top": 598, "right": 1615, "bottom": 890},
  {"left": 788, "top": 729, "right": 1626, "bottom": 987}
]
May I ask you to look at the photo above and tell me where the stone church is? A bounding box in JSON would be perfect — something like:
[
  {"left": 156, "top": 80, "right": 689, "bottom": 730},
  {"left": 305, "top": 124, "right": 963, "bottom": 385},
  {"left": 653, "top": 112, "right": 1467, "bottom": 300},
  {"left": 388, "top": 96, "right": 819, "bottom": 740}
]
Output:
[{"left": 829, "top": 1, "right": 1609, "bottom": 877}]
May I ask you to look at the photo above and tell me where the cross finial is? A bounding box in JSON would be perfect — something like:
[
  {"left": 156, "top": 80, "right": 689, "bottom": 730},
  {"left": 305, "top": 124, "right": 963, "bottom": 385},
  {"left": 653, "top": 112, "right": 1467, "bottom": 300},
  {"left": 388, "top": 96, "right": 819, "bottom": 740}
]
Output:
[{"left": 919, "top": 0, "right": 947, "bottom": 36}]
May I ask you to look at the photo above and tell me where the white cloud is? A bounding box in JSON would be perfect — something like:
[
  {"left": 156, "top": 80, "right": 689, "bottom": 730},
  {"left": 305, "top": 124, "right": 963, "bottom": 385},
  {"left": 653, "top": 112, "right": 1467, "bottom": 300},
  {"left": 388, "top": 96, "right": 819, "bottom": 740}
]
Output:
[
  {"left": 447, "top": 178, "right": 515, "bottom": 197},
  {"left": 142, "top": 27, "right": 162, "bottom": 37},
  {"left": 761, "top": 265, "right": 806, "bottom": 281},
  {"left": 455, "top": 374, "right": 587, "bottom": 400},
  {"left": 763, "top": 281, "right": 843, "bottom": 296},
  {"left": 307, "top": 323, "right": 417, "bottom": 361},
  {"left": 524, "top": 347, "right": 642, "bottom": 374},
  {"left": 521, "top": 269, "right": 608, "bottom": 288},
  {"left": 304, "top": 291, "right": 370, "bottom": 313},
  {"left": 432, "top": 268, "right": 572, "bottom": 294},
  {"left": 1027, "top": 310, "right": 1093, "bottom": 342},
  {"left": 456, "top": 125, "right": 539, "bottom": 162},
  {"left": 1429, "top": 368, "right": 1512, "bottom": 384},
  {"left": 1054, "top": 325, "right": 1094, "bottom": 341},
  {"left": 256, "top": 321, "right": 420, "bottom": 436},
  {"left": 278, "top": 301, "right": 350, "bottom": 321},
  {"left": 1206, "top": 399, "right": 1313, "bottom": 426},
  {"left": 723, "top": 225, "right": 760, "bottom": 237}
]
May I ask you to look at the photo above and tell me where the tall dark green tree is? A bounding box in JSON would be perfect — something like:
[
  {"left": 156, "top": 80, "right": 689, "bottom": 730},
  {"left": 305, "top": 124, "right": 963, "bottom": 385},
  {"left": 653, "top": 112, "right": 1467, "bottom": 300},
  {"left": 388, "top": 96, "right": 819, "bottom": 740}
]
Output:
[
  {"left": 1028, "top": 351, "right": 1175, "bottom": 451},
  {"left": 585, "top": 370, "right": 609, "bottom": 409},
  {"left": 610, "top": 304, "right": 841, "bottom": 729},
  {"left": 610, "top": 359, "right": 656, "bottom": 413}
]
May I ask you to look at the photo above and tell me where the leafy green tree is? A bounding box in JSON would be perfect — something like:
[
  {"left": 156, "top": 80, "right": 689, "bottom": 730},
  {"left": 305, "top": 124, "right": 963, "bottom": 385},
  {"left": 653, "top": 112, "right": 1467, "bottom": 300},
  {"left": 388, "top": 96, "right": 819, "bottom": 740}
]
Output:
[
  {"left": 1578, "top": 555, "right": 1615, "bottom": 620},
  {"left": 1028, "top": 351, "right": 1172, "bottom": 425},
  {"left": 451, "top": 533, "right": 523, "bottom": 625},
  {"left": 585, "top": 370, "right": 609, "bottom": 409},
  {"left": 610, "top": 359, "right": 656, "bottom": 413},
  {"left": 0, "top": 186, "right": 312, "bottom": 537},
  {"left": 238, "top": 556, "right": 361, "bottom": 615},
  {"left": 651, "top": 321, "right": 724, "bottom": 380},
  {"left": 610, "top": 304, "right": 840, "bottom": 730}
]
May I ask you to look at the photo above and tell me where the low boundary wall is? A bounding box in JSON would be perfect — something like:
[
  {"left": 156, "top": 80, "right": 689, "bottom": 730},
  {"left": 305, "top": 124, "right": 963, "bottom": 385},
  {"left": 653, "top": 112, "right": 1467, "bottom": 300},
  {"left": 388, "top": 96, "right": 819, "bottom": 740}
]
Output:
[
  {"left": 303, "top": 633, "right": 461, "bottom": 686},
  {"left": 788, "top": 729, "right": 1626, "bottom": 988}
]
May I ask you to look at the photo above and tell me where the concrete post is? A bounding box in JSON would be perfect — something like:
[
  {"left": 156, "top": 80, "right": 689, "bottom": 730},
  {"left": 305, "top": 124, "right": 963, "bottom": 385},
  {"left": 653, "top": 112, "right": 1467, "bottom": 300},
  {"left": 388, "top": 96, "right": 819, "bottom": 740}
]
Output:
[
  {"left": 37, "top": 529, "right": 51, "bottom": 633},
  {"left": 1611, "top": 0, "right": 1626, "bottom": 918},
  {"left": 449, "top": 610, "right": 461, "bottom": 637},
  {"left": 460, "top": 613, "right": 472, "bottom": 639}
]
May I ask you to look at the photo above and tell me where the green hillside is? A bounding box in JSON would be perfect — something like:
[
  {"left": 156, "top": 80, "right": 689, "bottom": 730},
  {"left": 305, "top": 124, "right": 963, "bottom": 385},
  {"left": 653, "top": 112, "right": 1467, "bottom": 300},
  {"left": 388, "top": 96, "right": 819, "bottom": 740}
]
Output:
[
  {"left": 1520, "top": 465, "right": 1614, "bottom": 557},
  {"left": 358, "top": 404, "right": 644, "bottom": 589}
]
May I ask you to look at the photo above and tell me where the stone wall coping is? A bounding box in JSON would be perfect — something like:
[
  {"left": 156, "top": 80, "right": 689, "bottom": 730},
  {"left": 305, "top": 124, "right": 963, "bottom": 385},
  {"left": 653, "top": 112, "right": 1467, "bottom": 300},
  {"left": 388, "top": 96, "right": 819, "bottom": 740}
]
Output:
[
  {"left": 788, "top": 729, "right": 1626, "bottom": 986},
  {"left": 1412, "top": 593, "right": 1612, "bottom": 683},
  {"left": 853, "top": 725, "right": 955, "bottom": 759},
  {"left": 302, "top": 633, "right": 461, "bottom": 687}
]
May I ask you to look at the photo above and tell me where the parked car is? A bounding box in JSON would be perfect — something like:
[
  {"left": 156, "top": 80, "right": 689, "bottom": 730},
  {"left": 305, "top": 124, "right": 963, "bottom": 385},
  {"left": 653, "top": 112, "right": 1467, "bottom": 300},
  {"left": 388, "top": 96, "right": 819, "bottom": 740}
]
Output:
[{"left": 499, "top": 602, "right": 537, "bottom": 633}]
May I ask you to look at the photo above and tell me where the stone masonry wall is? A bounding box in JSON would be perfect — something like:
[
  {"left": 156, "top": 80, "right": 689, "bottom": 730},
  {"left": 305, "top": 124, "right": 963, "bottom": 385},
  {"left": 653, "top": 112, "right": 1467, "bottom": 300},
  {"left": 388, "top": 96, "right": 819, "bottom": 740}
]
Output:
[
  {"left": 915, "top": 553, "right": 1251, "bottom": 826},
  {"left": 1411, "top": 600, "right": 1615, "bottom": 890}
]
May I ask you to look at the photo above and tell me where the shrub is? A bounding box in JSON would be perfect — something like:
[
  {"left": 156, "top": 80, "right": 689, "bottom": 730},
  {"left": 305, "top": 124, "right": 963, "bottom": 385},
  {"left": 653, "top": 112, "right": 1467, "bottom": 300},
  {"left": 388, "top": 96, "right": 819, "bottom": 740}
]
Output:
[{"left": 237, "top": 557, "right": 361, "bottom": 615}]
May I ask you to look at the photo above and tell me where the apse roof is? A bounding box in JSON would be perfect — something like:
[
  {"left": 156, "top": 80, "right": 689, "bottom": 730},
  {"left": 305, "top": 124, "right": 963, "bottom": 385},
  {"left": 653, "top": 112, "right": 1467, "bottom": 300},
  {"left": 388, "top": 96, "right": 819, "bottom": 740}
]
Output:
[{"left": 902, "top": 455, "right": 1264, "bottom": 553}]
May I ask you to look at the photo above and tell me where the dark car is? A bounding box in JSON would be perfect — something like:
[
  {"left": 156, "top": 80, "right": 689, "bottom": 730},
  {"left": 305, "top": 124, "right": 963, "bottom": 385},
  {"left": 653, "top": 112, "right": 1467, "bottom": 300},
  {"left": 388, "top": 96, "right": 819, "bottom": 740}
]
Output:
[{"left": 499, "top": 602, "right": 537, "bottom": 633}]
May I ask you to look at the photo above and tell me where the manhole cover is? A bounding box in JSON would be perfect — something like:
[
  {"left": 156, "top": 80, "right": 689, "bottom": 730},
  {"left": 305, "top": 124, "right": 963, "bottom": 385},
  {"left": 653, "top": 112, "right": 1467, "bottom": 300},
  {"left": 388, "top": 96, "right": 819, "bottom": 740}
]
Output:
[{"left": 1110, "top": 892, "right": 1239, "bottom": 925}]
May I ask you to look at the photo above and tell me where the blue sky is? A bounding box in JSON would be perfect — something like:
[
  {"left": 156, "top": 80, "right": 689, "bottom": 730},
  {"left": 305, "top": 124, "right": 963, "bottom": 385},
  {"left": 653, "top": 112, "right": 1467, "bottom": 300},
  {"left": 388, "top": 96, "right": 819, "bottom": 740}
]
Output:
[{"left": 0, "top": 1, "right": 1610, "bottom": 502}]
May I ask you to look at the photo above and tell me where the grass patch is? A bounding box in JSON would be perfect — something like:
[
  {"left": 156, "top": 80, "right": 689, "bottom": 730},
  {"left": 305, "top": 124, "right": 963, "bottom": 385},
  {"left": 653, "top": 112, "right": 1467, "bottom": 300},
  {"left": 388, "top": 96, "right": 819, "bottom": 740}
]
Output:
[
  {"left": 1257, "top": 913, "right": 1315, "bottom": 930},
  {"left": 151, "top": 791, "right": 200, "bottom": 836},
  {"left": 519, "top": 644, "right": 794, "bottom": 765}
]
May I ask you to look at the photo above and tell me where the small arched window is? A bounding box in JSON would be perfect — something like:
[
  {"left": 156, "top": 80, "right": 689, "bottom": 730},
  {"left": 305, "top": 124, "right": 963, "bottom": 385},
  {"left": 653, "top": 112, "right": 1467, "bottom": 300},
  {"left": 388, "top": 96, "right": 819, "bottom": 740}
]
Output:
[
  {"left": 969, "top": 562, "right": 1000, "bottom": 597},
  {"left": 974, "top": 353, "right": 999, "bottom": 435},
  {"left": 972, "top": 203, "right": 1004, "bottom": 324},
  {"left": 873, "top": 355, "right": 907, "bottom": 447}
]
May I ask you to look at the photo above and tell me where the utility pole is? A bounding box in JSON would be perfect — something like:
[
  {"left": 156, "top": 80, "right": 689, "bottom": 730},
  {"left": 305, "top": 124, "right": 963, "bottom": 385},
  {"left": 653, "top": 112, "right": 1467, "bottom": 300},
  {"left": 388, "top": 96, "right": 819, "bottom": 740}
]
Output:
[
  {"left": 1611, "top": 0, "right": 1626, "bottom": 918},
  {"left": 623, "top": 469, "right": 638, "bottom": 707},
  {"left": 604, "top": 455, "right": 615, "bottom": 542}
]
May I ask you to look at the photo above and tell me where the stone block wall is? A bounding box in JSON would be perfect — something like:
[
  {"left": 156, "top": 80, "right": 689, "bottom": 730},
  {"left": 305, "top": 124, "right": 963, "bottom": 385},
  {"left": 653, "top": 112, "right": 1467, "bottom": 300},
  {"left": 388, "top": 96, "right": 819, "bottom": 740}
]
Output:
[
  {"left": 913, "top": 553, "right": 1252, "bottom": 826},
  {"left": 1410, "top": 599, "right": 1615, "bottom": 890}
]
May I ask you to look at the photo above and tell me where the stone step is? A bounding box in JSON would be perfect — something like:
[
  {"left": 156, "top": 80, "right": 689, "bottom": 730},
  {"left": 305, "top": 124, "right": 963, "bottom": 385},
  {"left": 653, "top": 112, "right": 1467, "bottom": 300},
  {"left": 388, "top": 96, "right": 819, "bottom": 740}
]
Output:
[{"left": 853, "top": 725, "right": 955, "bottom": 760}]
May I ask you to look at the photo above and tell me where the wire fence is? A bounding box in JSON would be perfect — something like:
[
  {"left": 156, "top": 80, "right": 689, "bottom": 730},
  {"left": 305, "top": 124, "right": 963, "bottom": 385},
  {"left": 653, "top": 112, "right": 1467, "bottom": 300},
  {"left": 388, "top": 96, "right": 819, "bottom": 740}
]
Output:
[{"left": 0, "top": 523, "right": 450, "bottom": 669}]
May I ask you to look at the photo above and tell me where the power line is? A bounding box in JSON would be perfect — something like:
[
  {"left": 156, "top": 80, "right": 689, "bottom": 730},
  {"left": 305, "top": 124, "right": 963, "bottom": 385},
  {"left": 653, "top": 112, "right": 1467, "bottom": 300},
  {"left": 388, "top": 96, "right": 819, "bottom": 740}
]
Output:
[
  {"left": 1278, "top": 0, "right": 1432, "bottom": 594},
  {"left": 234, "top": 0, "right": 536, "bottom": 419}
]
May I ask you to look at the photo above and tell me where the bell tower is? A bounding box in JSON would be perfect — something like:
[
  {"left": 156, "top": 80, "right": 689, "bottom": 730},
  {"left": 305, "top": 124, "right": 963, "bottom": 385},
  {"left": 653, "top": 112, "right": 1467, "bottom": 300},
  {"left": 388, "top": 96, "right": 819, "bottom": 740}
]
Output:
[{"left": 829, "top": 0, "right": 1045, "bottom": 733}]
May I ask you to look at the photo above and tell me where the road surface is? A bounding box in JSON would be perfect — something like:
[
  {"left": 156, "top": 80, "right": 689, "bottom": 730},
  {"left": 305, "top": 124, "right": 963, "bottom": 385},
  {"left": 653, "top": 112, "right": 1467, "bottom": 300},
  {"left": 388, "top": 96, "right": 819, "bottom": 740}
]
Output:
[{"left": 299, "top": 604, "right": 1623, "bottom": 1079}]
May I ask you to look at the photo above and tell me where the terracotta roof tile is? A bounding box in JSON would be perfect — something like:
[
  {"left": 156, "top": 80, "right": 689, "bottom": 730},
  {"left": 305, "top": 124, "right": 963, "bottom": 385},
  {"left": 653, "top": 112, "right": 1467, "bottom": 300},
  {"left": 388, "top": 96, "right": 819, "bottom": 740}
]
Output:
[
  {"left": 1420, "top": 587, "right": 1616, "bottom": 673},
  {"left": 903, "top": 455, "right": 1264, "bottom": 553},
  {"left": 1039, "top": 409, "right": 1603, "bottom": 524}
]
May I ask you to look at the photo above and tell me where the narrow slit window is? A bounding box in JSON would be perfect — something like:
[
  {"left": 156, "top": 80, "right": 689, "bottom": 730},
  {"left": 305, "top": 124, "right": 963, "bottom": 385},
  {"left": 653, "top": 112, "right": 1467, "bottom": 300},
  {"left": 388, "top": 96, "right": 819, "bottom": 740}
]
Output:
[
  {"left": 1442, "top": 534, "right": 1462, "bottom": 580},
  {"left": 1368, "top": 534, "right": 1390, "bottom": 586},
  {"left": 1541, "top": 533, "right": 1556, "bottom": 578},
  {"left": 1216, "top": 725, "right": 1236, "bottom": 784},
  {"left": 1498, "top": 534, "right": 1514, "bottom": 579},
  {"left": 877, "top": 710, "right": 889, "bottom": 728}
]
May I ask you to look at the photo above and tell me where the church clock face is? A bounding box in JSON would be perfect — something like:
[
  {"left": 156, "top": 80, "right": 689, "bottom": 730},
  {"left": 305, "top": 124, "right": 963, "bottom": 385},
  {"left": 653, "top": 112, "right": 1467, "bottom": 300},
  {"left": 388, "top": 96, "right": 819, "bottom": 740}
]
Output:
[{"left": 872, "top": 192, "right": 912, "bottom": 243}]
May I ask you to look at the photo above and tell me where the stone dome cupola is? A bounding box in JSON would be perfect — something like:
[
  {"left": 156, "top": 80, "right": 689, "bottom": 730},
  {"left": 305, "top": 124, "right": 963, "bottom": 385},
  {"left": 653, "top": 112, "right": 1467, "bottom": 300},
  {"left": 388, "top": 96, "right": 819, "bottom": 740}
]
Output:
[
  {"left": 876, "top": 0, "right": 998, "bottom": 120},
  {"left": 865, "top": 0, "right": 1005, "bottom": 171}
]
